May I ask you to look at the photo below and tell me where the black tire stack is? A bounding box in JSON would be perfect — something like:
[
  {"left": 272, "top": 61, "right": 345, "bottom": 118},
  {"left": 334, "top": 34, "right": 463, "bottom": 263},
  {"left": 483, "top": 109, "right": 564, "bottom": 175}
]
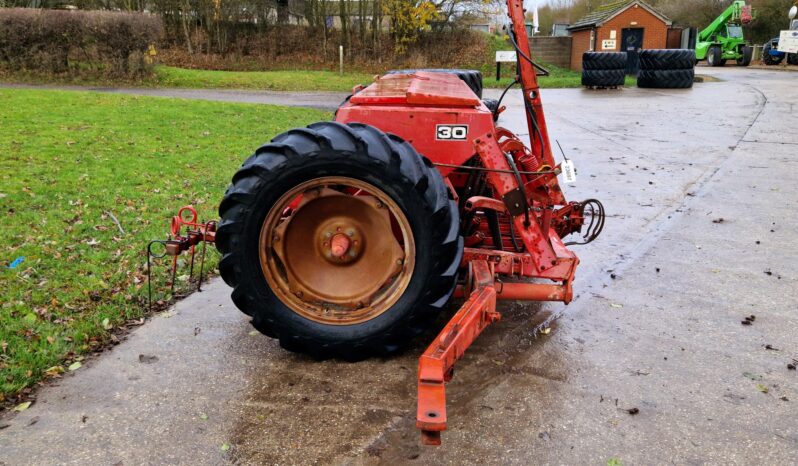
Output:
[
  {"left": 637, "top": 49, "right": 695, "bottom": 89},
  {"left": 581, "top": 52, "right": 627, "bottom": 88}
]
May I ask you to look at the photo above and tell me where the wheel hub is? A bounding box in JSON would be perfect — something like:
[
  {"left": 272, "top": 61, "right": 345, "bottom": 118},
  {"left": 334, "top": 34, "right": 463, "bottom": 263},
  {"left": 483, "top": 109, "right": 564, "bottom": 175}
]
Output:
[
  {"left": 318, "top": 224, "right": 362, "bottom": 263},
  {"left": 259, "top": 178, "right": 415, "bottom": 325}
]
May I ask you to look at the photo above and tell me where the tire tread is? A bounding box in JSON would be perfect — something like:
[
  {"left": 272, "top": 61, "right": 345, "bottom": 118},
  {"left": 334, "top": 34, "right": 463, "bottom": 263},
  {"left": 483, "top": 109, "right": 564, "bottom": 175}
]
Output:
[{"left": 216, "top": 121, "right": 462, "bottom": 360}]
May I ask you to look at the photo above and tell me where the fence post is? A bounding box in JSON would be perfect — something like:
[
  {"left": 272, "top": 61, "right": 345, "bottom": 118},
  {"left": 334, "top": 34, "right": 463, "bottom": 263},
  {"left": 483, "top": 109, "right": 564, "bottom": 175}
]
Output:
[{"left": 339, "top": 45, "right": 344, "bottom": 76}]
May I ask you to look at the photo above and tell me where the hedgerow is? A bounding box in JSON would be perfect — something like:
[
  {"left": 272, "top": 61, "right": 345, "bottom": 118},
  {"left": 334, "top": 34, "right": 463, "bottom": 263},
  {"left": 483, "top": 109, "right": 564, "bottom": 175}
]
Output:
[{"left": 0, "top": 8, "right": 163, "bottom": 76}]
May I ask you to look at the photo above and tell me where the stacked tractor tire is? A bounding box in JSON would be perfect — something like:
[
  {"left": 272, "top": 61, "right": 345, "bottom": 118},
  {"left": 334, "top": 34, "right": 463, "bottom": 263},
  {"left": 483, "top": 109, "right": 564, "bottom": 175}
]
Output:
[
  {"left": 581, "top": 52, "right": 627, "bottom": 88},
  {"left": 582, "top": 49, "right": 695, "bottom": 90},
  {"left": 637, "top": 49, "right": 695, "bottom": 89}
]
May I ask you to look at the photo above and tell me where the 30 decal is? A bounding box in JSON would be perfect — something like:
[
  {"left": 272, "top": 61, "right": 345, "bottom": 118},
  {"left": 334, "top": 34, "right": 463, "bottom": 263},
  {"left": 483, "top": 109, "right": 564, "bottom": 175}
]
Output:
[{"left": 435, "top": 124, "right": 468, "bottom": 140}]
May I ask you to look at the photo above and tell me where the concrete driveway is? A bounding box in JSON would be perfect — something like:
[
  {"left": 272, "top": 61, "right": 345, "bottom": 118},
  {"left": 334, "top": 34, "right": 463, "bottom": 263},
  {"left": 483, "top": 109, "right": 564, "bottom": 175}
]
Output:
[{"left": 1, "top": 67, "right": 797, "bottom": 465}]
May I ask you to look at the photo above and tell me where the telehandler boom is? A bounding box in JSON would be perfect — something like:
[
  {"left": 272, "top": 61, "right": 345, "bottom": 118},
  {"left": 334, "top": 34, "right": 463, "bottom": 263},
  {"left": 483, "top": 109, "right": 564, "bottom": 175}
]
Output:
[{"left": 696, "top": 0, "right": 755, "bottom": 67}]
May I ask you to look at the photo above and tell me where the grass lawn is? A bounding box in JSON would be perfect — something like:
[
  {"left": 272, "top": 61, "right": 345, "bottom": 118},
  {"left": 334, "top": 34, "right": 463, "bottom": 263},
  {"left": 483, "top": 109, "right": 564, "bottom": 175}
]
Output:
[
  {"left": 2, "top": 63, "right": 635, "bottom": 93},
  {"left": 0, "top": 89, "right": 328, "bottom": 401},
  {"left": 157, "top": 64, "right": 624, "bottom": 91},
  {"left": 483, "top": 64, "right": 637, "bottom": 89},
  {"left": 155, "top": 63, "right": 636, "bottom": 92},
  {"left": 0, "top": 66, "right": 374, "bottom": 93},
  {"left": 155, "top": 63, "right": 636, "bottom": 91},
  {"left": 154, "top": 66, "right": 375, "bottom": 92}
]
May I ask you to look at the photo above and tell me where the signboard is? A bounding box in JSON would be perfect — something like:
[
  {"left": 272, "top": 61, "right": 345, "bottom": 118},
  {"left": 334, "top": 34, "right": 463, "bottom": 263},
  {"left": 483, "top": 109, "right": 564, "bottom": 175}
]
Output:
[
  {"left": 601, "top": 40, "right": 617, "bottom": 50},
  {"left": 495, "top": 51, "right": 517, "bottom": 62},
  {"left": 779, "top": 30, "right": 798, "bottom": 54}
]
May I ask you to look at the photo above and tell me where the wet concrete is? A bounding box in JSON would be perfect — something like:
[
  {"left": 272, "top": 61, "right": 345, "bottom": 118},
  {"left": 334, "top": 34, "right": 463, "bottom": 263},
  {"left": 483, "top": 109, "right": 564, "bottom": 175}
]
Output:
[{"left": 1, "top": 67, "right": 797, "bottom": 465}]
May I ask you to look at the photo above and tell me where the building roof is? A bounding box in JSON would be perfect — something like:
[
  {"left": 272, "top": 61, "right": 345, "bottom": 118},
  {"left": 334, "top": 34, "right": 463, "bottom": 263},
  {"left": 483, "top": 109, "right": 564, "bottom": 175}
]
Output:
[{"left": 567, "top": 0, "right": 672, "bottom": 31}]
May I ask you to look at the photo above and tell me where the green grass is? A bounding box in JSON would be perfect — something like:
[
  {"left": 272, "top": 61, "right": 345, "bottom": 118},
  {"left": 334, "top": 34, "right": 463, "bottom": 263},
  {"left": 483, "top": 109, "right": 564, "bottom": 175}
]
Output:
[
  {"left": 2, "top": 47, "right": 634, "bottom": 92},
  {"left": 0, "top": 89, "right": 328, "bottom": 400},
  {"left": 156, "top": 63, "right": 610, "bottom": 91},
  {"left": 154, "top": 66, "right": 375, "bottom": 92},
  {"left": 0, "top": 66, "right": 375, "bottom": 92}
]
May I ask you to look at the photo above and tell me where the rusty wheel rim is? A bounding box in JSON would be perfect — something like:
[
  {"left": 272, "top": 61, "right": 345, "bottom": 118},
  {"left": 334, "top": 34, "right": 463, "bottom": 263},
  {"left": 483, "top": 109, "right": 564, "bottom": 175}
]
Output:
[{"left": 259, "top": 177, "right": 416, "bottom": 325}]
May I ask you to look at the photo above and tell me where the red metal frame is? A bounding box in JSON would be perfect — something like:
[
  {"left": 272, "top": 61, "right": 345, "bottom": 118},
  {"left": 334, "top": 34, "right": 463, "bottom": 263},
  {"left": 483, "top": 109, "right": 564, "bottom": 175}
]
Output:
[
  {"left": 416, "top": 260, "right": 499, "bottom": 445},
  {"left": 334, "top": 0, "right": 591, "bottom": 444}
]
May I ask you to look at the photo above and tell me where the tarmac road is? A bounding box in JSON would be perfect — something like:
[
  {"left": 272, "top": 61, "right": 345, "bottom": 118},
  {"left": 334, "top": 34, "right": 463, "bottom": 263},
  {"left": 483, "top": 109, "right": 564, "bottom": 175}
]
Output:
[{"left": 1, "top": 67, "right": 797, "bottom": 465}]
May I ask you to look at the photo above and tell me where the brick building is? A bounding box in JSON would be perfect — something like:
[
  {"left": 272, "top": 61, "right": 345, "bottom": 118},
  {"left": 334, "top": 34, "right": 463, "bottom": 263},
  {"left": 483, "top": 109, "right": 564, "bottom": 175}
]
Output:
[{"left": 567, "top": 0, "right": 672, "bottom": 72}]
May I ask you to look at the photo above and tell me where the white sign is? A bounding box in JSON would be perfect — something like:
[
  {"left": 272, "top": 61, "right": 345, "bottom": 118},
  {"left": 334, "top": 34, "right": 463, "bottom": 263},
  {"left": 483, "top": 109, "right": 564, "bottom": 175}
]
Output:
[
  {"left": 495, "top": 51, "right": 517, "bottom": 62},
  {"left": 561, "top": 160, "right": 576, "bottom": 184},
  {"left": 610, "top": 30, "right": 617, "bottom": 39},
  {"left": 601, "top": 39, "right": 617, "bottom": 50},
  {"left": 779, "top": 30, "right": 798, "bottom": 54}
]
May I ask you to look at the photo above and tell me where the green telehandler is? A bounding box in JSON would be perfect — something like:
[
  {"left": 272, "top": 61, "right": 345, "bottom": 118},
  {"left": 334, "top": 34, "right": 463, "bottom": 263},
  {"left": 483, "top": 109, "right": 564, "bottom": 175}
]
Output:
[{"left": 696, "top": 0, "right": 755, "bottom": 67}]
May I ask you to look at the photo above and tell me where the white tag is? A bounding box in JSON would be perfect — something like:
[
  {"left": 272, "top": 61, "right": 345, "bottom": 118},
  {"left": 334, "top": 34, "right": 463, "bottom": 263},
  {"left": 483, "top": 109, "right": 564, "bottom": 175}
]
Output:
[{"left": 561, "top": 160, "right": 576, "bottom": 184}]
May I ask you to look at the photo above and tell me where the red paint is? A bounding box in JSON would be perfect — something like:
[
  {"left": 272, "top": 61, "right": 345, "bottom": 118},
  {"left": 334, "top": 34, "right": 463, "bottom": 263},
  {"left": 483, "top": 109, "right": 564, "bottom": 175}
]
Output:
[
  {"left": 162, "top": 0, "right": 602, "bottom": 444},
  {"left": 332, "top": 0, "right": 600, "bottom": 443}
]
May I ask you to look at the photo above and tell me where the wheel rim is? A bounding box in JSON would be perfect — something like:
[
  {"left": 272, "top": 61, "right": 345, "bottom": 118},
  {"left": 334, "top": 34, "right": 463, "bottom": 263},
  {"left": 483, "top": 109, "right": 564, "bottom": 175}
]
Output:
[{"left": 259, "top": 176, "right": 416, "bottom": 325}]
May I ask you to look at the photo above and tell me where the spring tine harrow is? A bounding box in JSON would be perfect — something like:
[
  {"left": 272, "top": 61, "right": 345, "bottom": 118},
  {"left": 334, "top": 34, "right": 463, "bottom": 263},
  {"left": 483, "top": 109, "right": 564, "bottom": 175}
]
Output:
[{"left": 146, "top": 206, "right": 217, "bottom": 312}]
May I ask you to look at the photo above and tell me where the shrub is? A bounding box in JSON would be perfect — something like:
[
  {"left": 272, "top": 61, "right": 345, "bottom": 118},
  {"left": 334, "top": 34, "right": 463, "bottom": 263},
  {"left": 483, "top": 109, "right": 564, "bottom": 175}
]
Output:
[
  {"left": 157, "top": 25, "right": 491, "bottom": 74},
  {"left": 0, "top": 8, "right": 163, "bottom": 77}
]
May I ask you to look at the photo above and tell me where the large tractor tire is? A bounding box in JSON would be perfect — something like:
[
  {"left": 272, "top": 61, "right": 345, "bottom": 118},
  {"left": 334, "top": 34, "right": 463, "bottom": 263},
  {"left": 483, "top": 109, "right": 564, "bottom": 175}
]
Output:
[
  {"left": 762, "top": 41, "right": 784, "bottom": 65},
  {"left": 637, "top": 69, "right": 695, "bottom": 89},
  {"left": 216, "top": 122, "right": 462, "bottom": 361},
  {"left": 638, "top": 49, "right": 694, "bottom": 70},
  {"left": 581, "top": 69, "right": 625, "bottom": 88},
  {"left": 788, "top": 53, "right": 798, "bottom": 66},
  {"left": 581, "top": 52, "right": 626, "bottom": 89},
  {"left": 582, "top": 52, "right": 627, "bottom": 70},
  {"left": 707, "top": 46, "right": 724, "bottom": 67},
  {"left": 386, "top": 69, "right": 483, "bottom": 98},
  {"left": 737, "top": 46, "right": 753, "bottom": 66}
]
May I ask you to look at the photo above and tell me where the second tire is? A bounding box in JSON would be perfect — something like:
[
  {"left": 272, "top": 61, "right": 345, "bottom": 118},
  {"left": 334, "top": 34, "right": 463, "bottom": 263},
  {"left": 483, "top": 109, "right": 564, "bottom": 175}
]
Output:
[
  {"left": 582, "top": 69, "right": 626, "bottom": 88},
  {"left": 637, "top": 69, "right": 694, "bottom": 89}
]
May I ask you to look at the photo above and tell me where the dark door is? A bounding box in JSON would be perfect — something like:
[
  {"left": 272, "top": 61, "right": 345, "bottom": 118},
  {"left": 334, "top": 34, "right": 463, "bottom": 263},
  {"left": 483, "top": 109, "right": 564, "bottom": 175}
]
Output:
[{"left": 621, "top": 28, "right": 644, "bottom": 75}]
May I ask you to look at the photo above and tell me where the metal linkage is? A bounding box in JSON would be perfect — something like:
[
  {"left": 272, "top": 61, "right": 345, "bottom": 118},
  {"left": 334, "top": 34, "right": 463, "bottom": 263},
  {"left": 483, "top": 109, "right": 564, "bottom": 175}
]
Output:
[
  {"left": 146, "top": 206, "right": 217, "bottom": 311},
  {"left": 416, "top": 260, "right": 501, "bottom": 445}
]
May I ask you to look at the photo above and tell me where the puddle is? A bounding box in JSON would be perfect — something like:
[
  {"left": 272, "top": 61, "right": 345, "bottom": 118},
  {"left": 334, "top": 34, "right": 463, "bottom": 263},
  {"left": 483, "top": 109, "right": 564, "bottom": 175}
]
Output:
[{"left": 226, "top": 299, "right": 569, "bottom": 464}]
